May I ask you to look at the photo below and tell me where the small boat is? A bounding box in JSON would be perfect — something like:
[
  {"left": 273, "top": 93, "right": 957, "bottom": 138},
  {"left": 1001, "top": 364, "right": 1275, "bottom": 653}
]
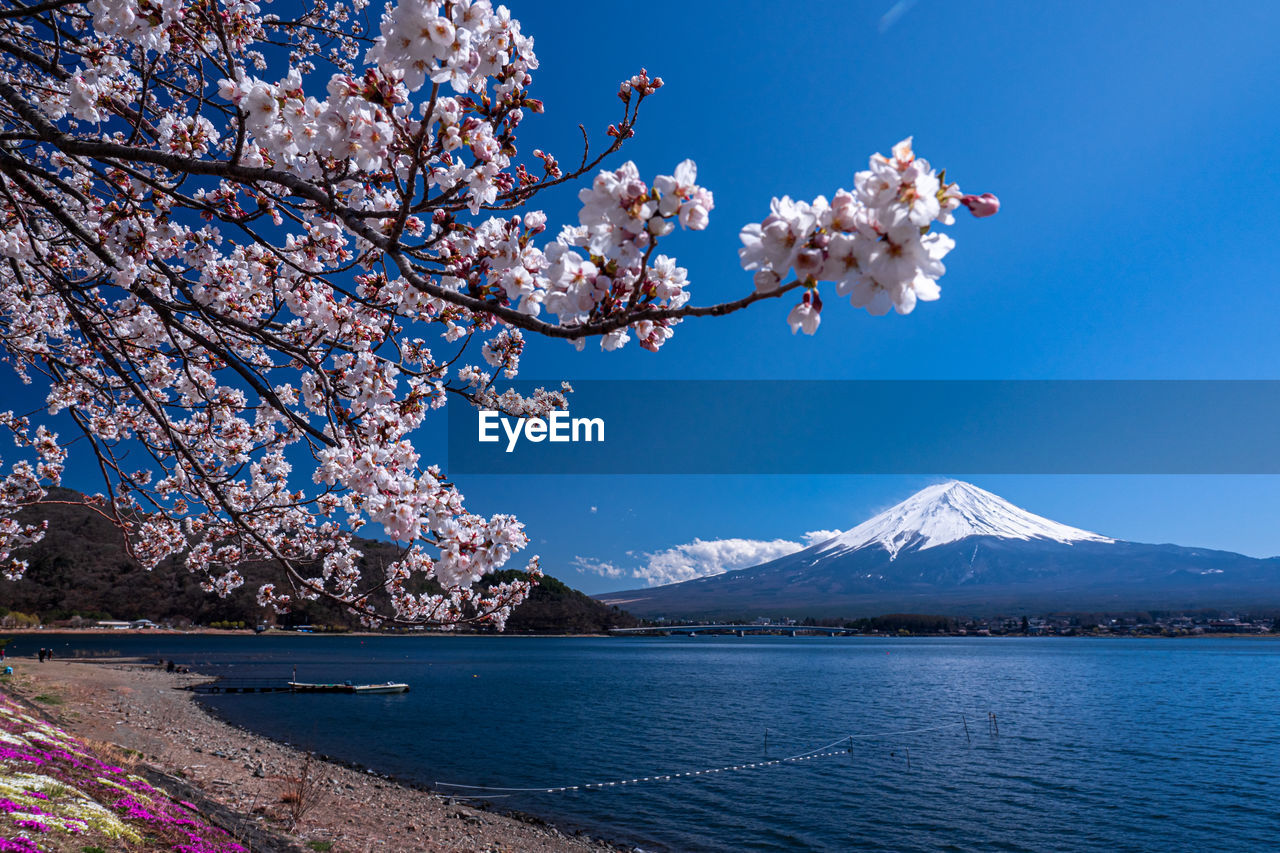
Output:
[
  {"left": 351, "top": 682, "right": 410, "bottom": 694},
  {"left": 287, "top": 681, "right": 410, "bottom": 694}
]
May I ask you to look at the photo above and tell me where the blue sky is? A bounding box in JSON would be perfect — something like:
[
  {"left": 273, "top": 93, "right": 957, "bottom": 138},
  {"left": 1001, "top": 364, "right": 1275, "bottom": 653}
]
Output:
[
  {"left": 446, "top": 0, "right": 1280, "bottom": 591},
  {"left": 18, "top": 0, "right": 1280, "bottom": 594}
]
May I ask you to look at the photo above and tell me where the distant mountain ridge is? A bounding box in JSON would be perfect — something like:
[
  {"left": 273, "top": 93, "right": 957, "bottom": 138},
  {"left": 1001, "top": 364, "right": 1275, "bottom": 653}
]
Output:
[
  {"left": 599, "top": 482, "right": 1280, "bottom": 619},
  {"left": 0, "top": 488, "right": 635, "bottom": 632}
]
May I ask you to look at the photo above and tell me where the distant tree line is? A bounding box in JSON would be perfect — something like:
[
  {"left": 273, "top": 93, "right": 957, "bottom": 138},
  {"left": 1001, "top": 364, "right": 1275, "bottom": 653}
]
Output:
[{"left": 844, "top": 614, "right": 958, "bottom": 634}]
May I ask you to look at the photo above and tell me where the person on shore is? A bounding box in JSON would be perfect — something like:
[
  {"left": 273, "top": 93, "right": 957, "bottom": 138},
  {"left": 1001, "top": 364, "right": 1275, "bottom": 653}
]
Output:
[{"left": 38, "top": 648, "right": 45, "bottom": 662}]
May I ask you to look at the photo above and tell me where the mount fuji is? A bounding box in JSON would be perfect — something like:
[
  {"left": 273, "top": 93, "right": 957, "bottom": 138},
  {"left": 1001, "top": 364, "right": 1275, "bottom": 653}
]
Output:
[
  {"left": 811, "top": 481, "right": 1113, "bottom": 560},
  {"left": 597, "top": 481, "right": 1280, "bottom": 619}
]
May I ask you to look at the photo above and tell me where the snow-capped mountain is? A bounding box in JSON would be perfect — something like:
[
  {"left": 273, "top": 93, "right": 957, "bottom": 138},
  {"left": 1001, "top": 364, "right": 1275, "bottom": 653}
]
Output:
[
  {"left": 812, "top": 480, "right": 1113, "bottom": 560},
  {"left": 599, "top": 482, "right": 1280, "bottom": 619}
]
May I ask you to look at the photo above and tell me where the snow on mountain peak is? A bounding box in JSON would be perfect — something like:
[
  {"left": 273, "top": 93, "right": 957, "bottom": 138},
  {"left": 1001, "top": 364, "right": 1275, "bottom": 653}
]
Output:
[{"left": 814, "top": 481, "right": 1113, "bottom": 560}]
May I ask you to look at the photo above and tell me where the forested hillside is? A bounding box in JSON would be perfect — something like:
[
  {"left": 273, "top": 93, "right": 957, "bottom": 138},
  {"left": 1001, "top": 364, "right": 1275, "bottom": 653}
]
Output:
[{"left": 0, "top": 489, "right": 636, "bottom": 633}]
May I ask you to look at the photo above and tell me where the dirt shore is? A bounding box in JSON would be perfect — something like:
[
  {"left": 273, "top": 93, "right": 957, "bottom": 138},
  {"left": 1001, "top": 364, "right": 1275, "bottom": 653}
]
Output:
[{"left": 2, "top": 657, "right": 632, "bottom": 853}]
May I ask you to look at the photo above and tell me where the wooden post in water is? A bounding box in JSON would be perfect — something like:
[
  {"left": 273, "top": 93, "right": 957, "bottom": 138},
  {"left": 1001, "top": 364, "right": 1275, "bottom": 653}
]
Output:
[{"left": 962, "top": 714, "right": 971, "bottom": 744}]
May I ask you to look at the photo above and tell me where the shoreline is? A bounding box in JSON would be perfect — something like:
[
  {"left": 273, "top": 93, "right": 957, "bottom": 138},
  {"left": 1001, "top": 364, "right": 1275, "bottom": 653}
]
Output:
[
  {"left": 2, "top": 657, "right": 638, "bottom": 853},
  {"left": 4, "top": 626, "right": 1278, "bottom": 641},
  {"left": 0, "top": 627, "right": 616, "bottom": 638}
]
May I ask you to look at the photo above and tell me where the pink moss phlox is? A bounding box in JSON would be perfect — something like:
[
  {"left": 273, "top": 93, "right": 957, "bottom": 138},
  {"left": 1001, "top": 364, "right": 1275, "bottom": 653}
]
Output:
[
  {"left": 50, "top": 749, "right": 93, "bottom": 770},
  {"left": 0, "top": 803, "right": 47, "bottom": 820},
  {"left": 0, "top": 837, "right": 40, "bottom": 852},
  {"left": 1, "top": 694, "right": 246, "bottom": 852},
  {"left": 113, "top": 795, "right": 158, "bottom": 821},
  {"left": 0, "top": 747, "right": 44, "bottom": 765},
  {"left": 175, "top": 834, "right": 249, "bottom": 853}
]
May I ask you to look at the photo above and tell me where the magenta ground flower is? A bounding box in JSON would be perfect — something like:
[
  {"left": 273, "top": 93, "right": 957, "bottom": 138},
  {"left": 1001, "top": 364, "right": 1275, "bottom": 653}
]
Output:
[
  {"left": 174, "top": 839, "right": 249, "bottom": 853},
  {"left": 2, "top": 690, "right": 256, "bottom": 851},
  {"left": 114, "top": 795, "right": 158, "bottom": 821},
  {"left": 0, "top": 838, "right": 40, "bottom": 852},
  {"left": 0, "top": 748, "right": 43, "bottom": 764}
]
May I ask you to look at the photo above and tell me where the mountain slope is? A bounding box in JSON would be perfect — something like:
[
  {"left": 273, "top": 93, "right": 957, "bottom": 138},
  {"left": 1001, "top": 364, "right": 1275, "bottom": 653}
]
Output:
[
  {"left": 813, "top": 480, "right": 1112, "bottom": 559},
  {"left": 0, "top": 489, "right": 634, "bottom": 632},
  {"left": 599, "top": 482, "right": 1280, "bottom": 619}
]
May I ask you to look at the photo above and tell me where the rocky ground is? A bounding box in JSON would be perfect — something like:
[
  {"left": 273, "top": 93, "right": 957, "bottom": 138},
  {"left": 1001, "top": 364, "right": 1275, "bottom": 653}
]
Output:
[{"left": 3, "top": 657, "right": 632, "bottom": 853}]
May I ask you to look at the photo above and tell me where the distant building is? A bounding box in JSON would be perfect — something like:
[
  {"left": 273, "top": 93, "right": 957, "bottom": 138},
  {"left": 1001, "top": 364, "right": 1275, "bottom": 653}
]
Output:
[{"left": 1207, "top": 620, "right": 1265, "bottom": 634}]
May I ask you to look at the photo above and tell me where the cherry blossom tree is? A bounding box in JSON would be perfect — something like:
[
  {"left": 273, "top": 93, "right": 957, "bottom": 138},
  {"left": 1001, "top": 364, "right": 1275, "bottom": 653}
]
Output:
[{"left": 0, "top": 0, "right": 996, "bottom": 626}]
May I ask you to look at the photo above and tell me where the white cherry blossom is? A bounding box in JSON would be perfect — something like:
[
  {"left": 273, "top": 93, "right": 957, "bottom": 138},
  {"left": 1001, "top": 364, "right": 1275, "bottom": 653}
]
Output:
[
  {"left": 0, "top": 0, "right": 994, "bottom": 628},
  {"left": 741, "top": 138, "right": 997, "bottom": 321}
]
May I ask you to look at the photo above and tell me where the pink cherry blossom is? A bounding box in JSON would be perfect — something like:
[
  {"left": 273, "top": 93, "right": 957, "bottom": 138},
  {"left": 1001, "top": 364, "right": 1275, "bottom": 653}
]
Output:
[{"left": 0, "top": 0, "right": 994, "bottom": 626}]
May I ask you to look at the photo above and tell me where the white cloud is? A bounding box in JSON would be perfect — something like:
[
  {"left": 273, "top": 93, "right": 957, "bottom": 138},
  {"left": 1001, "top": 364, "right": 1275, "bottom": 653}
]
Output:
[
  {"left": 577, "top": 533, "right": 854, "bottom": 587},
  {"left": 635, "top": 537, "right": 805, "bottom": 586},
  {"left": 802, "top": 529, "right": 844, "bottom": 546},
  {"left": 589, "top": 506, "right": 598, "bottom": 514},
  {"left": 572, "top": 556, "right": 625, "bottom": 578},
  {"left": 574, "top": 524, "right": 853, "bottom": 588}
]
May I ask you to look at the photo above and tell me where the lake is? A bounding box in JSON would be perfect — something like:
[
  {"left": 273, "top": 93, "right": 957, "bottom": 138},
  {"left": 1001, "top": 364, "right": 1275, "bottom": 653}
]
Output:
[{"left": 9, "top": 634, "right": 1280, "bottom": 852}]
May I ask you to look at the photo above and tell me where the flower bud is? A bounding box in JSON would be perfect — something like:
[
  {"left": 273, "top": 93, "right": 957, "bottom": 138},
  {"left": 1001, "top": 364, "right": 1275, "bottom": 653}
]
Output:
[{"left": 961, "top": 193, "right": 1000, "bottom": 218}]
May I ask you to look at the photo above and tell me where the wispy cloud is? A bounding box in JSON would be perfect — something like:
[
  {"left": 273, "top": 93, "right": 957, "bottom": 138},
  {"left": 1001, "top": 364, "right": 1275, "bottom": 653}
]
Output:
[
  {"left": 576, "top": 528, "right": 849, "bottom": 587},
  {"left": 878, "top": 0, "right": 919, "bottom": 34},
  {"left": 573, "top": 556, "right": 625, "bottom": 579}
]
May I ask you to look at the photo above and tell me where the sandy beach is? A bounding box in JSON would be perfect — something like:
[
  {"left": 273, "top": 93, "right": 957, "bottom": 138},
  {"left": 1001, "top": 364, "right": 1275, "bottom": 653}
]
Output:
[{"left": 1, "top": 657, "right": 631, "bottom": 853}]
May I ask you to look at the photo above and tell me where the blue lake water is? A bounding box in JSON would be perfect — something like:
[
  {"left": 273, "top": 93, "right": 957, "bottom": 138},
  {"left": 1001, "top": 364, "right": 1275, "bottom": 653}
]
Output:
[{"left": 9, "top": 634, "right": 1280, "bottom": 852}]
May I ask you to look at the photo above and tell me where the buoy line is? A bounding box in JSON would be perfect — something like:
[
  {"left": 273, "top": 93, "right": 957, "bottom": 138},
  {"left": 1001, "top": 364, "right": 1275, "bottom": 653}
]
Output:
[{"left": 434, "top": 718, "right": 977, "bottom": 796}]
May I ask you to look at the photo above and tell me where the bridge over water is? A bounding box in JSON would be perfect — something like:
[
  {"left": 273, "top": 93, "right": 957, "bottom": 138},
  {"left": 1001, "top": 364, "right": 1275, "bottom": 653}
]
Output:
[{"left": 609, "top": 625, "right": 855, "bottom": 637}]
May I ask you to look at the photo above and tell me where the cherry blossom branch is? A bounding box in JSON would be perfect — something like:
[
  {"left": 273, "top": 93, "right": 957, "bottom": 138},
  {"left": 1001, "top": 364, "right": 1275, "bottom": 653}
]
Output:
[{"left": 0, "top": 0, "right": 995, "bottom": 629}]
